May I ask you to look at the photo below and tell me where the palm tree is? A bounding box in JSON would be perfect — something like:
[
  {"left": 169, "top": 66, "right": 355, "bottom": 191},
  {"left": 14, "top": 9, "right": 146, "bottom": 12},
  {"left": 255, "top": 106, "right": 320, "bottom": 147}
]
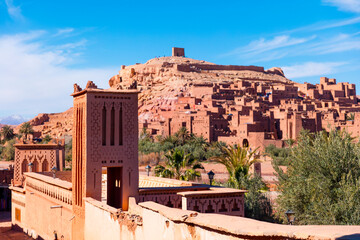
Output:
[
  {"left": 1, "top": 125, "right": 15, "bottom": 141},
  {"left": 19, "top": 122, "right": 34, "bottom": 140},
  {"left": 41, "top": 135, "right": 52, "bottom": 144},
  {"left": 174, "top": 127, "right": 191, "bottom": 145},
  {"left": 210, "top": 145, "right": 260, "bottom": 189},
  {"left": 154, "top": 148, "right": 204, "bottom": 181}
]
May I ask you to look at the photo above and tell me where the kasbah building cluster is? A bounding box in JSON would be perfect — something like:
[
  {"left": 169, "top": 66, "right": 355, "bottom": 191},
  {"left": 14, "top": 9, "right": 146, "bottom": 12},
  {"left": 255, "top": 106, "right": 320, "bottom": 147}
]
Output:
[
  {"left": 139, "top": 50, "right": 360, "bottom": 152},
  {"left": 2, "top": 48, "right": 360, "bottom": 240}
]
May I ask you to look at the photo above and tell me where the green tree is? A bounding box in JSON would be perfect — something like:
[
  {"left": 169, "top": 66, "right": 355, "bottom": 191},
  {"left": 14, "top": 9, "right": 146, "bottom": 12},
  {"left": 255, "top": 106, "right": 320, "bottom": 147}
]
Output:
[
  {"left": 265, "top": 144, "right": 292, "bottom": 166},
  {"left": 241, "top": 175, "right": 274, "bottom": 221},
  {"left": 1, "top": 139, "right": 15, "bottom": 161},
  {"left": 275, "top": 129, "right": 360, "bottom": 225},
  {"left": 210, "top": 145, "right": 260, "bottom": 189},
  {"left": 154, "top": 148, "right": 204, "bottom": 181},
  {"left": 174, "top": 127, "right": 191, "bottom": 145},
  {"left": 346, "top": 112, "right": 355, "bottom": 121},
  {"left": 65, "top": 139, "right": 72, "bottom": 168},
  {"left": 212, "top": 144, "right": 275, "bottom": 222},
  {"left": 1, "top": 125, "right": 15, "bottom": 142},
  {"left": 19, "top": 122, "right": 34, "bottom": 140},
  {"left": 41, "top": 135, "right": 52, "bottom": 144}
]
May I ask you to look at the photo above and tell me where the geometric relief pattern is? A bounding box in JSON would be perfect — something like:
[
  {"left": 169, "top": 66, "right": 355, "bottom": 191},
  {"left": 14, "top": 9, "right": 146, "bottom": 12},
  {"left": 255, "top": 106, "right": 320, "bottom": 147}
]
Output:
[
  {"left": 186, "top": 194, "right": 244, "bottom": 216},
  {"left": 139, "top": 189, "right": 245, "bottom": 217},
  {"left": 14, "top": 150, "right": 21, "bottom": 182},
  {"left": 124, "top": 101, "right": 137, "bottom": 160},
  {"left": 88, "top": 97, "right": 137, "bottom": 165},
  {"left": 138, "top": 192, "right": 182, "bottom": 209},
  {"left": 89, "top": 101, "right": 102, "bottom": 163}
]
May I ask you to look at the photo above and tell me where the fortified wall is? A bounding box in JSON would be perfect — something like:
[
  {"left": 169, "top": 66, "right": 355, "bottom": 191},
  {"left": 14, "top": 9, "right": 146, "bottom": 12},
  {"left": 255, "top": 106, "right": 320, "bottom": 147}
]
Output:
[{"left": 176, "top": 63, "right": 265, "bottom": 73}]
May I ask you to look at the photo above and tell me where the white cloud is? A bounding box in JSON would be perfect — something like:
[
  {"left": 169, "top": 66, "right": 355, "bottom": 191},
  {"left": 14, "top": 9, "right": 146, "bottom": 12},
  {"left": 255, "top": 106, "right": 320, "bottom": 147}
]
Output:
[
  {"left": 0, "top": 31, "right": 117, "bottom": 118},
  {"left": 227, "top": 35, "right": 315, "bottom": 60},
  {"left": 323, "top": 0, "right": 360, "bottom": 13},
  {"left": 282, "top": 62, "right": 346, "bottom": 78},
  {"left": 53, "top": 28, "right": 75, "bottom": 37},
  {"left": 4, "top": 0, "right": 24, "bottom": 21},
  {"left": 300, "top": 32, "right": 360, "bottom": 55},
  {"left": 317, "top": 16, "right": 360, "bottom": 30},
  {"left": 227, "top": 31, "right": 360, "bottom": 63}
]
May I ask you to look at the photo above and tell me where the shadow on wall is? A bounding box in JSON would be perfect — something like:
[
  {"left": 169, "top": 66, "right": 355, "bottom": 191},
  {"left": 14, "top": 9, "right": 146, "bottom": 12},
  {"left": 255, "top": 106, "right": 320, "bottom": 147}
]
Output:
[{"left": 337, "top": 234, "right": 360, "bottom": 240}]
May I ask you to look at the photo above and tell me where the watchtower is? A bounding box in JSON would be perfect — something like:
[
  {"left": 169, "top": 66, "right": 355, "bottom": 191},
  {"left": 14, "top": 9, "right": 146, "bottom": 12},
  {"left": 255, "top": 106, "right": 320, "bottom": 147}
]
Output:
[
  {"left": 71, "top": 81, "right": 139, "bottom": 239},
  {"left": 172, "top": 47, "right": 185, "bottom": 57}
]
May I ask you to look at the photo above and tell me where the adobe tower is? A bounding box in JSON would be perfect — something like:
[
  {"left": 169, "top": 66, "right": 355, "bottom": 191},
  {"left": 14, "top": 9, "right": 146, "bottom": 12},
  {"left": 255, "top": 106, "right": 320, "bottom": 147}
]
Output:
[{"left": 71, "top": 81, "right": 139, "bottom": 239}]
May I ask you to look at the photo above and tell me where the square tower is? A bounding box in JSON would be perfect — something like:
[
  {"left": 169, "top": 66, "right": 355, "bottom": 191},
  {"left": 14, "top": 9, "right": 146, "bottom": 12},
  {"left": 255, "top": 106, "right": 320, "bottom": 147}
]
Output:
[
  {"left": 71, "top": 81, "right": 139, "bottom": 224},
  {"left": 172, "top": 47, "right": 185, "bottom": 57}
]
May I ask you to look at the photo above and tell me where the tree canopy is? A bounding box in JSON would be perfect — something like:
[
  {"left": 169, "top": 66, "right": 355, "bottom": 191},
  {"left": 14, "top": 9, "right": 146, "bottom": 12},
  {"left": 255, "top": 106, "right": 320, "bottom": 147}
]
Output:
[
  {"left": 139, "top": 127, "right": 225, "bottom": 162},
  {"left": 210, "top": 144, "right": 260, "bottom": 189},
  {"left": 154, "top": 148, "right": 204, "bottom": 181},
  {"left": 1, "top": 125, "right": 15, "bottom": 142},
  {"left": 275, "top": 130, "right": 360, "bottom": 225},
  {"left": 19, "top": 122, "right": 34, "bottom": 140}
]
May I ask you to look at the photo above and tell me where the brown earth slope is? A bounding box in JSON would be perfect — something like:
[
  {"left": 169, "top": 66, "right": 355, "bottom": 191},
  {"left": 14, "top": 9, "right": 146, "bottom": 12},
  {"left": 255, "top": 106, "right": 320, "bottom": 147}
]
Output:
[{"left": 14, "top": 108, "right": 73, "bottom": 138}]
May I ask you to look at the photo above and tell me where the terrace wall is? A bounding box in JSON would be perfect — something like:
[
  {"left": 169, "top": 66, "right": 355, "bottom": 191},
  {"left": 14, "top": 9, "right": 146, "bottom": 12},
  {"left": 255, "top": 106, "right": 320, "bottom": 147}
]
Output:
[{"left": 84, "top": 197, "right": 360, "bottom": 240}]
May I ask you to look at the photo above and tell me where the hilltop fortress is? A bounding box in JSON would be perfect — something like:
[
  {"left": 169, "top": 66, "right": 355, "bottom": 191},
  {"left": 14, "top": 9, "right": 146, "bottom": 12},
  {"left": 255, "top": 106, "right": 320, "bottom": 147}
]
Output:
[
  {"left": 25, "top": 48, "right": 359, "bottom": 151},
  {"left": 108, "top": 48, "right": 359, "bottom": 151}
]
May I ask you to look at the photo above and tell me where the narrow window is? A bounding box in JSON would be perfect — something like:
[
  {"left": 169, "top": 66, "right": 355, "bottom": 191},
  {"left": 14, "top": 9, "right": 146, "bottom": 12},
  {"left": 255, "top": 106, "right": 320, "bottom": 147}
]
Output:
[
  {"left": 110, "top": 105, "right": 115, "bottom": 145},
  {"left": 93, "top": 173, "right": 96, "bottom": 188},
  {"left": 129, "top": 172, "right": 131, "bottom": 186},
  {"left": 119, "top": 105, "right": 123, "bottom": 145},
  {"left": 102, "top": 105, "right": 107, "bottom": 146}
]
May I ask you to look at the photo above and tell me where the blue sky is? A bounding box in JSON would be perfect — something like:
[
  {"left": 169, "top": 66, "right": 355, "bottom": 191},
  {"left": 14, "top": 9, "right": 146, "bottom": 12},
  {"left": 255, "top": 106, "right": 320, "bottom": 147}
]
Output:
[{"left": 0, "top": 0, "right": 359, "bottom": 118}]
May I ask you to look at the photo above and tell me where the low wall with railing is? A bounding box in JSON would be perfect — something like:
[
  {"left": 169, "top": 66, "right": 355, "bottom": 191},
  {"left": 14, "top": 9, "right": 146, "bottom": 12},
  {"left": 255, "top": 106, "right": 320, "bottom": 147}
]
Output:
[
  {"left": 17, "top": 172, "right": 73, "bottom": 239},
  {"left": 40, "top": 171, "right": 72, "bottom": 183},
  {"left": 25, "top": 172, "right": 72, "bottom": 206}
]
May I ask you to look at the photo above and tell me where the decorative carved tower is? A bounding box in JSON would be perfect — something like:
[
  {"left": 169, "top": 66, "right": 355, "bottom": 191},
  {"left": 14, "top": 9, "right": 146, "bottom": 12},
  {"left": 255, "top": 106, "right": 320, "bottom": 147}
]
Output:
[{"left": 71, "top": 81, "right": 139, "bottom": 240}]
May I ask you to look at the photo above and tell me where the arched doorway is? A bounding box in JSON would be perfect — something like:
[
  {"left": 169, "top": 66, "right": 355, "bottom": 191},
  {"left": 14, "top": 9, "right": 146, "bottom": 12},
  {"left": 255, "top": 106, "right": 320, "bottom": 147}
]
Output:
[{"left": 242, "top": 139, "right": 249, "bottom": 147}]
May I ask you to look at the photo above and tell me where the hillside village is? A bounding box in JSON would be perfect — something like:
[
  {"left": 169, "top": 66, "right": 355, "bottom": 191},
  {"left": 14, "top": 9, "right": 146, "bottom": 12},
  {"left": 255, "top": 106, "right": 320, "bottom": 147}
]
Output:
[{"left": 26, "top": 48, "right": 360, "bottom": 153}]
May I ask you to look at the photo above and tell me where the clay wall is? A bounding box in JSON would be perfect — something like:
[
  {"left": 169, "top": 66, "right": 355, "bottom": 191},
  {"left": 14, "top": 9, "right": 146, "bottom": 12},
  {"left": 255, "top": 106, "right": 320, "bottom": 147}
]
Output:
[
  {"left": 191, "top": 85, "right": 214, "bottom": 97},
  {"left": 10, "top": 187, "right": 26, "bottom": 231},
  {"left": 84, "top": 197, "right": 360, "bottom": 240},
  {"left": 41, "top": 170, "right": 72, "bottom": 182},
  {"left": 11, "top": 173, "right": 73, "bottom": 239},
  {"left": 176, "top": 64, "right": 264, "bottom": 73}
]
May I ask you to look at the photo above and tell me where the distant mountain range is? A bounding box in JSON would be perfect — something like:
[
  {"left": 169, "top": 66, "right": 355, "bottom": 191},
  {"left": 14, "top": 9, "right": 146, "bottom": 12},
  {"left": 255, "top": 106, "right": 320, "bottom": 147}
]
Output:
[{"left": 0, "top": 115, "right": 28, "bottom": 125}]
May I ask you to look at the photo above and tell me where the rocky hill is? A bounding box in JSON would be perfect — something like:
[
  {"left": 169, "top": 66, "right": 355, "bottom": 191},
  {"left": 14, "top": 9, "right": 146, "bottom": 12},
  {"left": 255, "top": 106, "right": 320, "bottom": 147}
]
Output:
[
  {"left": 14, "top": 108, "right": 73, "bottom": 138},
  {"left": 109, "top": 56, "right": 291, "bottom": 123},
  {"left": 21, "top": 56, "right": 291, "bottom": 137}
]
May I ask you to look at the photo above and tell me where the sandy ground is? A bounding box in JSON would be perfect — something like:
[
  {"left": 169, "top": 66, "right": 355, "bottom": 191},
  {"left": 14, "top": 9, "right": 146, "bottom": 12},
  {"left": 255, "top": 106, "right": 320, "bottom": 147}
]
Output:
[
  {"left": 0, "top": 212, "right": 31, "bottom": 240},
  {"left": 139, "top": 162, "right": 232, "bottom": 184},
  {"left": 139, "top": 160, "right": 280, "bottom": 185}
]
